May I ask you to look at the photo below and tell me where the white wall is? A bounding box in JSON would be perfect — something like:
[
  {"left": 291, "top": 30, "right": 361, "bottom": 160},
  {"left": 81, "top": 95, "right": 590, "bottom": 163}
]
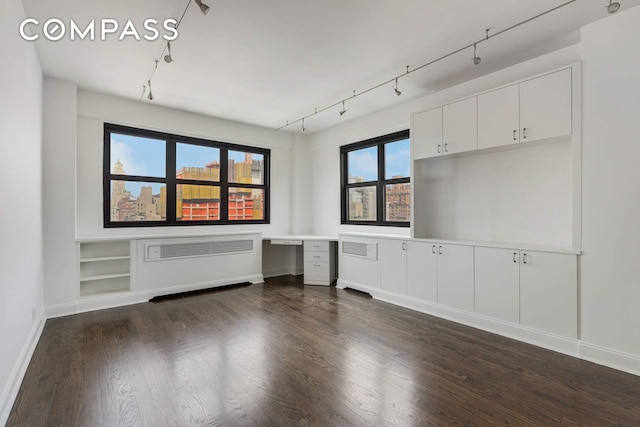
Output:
[
  {"left": 580, "top": 7, "right": 640, "bottom": 368},
  {"left": 0, "top": 0, "right": 44, "bottom": 423},
  {"left": 307, "top": 45, "right": 581, "bottom": 238}
]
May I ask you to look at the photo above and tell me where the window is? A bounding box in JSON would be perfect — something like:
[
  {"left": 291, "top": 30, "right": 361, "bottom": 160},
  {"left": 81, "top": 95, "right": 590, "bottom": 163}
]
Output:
[
  {"left": 104, "top": 124, "right": 269, "bottom": 227},
  {"left": 340, "top": 130, "right": 410, "bottom": 226}
]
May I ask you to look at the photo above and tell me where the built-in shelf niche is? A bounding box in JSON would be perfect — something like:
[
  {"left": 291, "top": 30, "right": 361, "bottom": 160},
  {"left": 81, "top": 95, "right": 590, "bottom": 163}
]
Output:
[
  {"left": 413, "top": 139, "right": 574, "bottom": 248},
  {"left": 78, "top": 240, "right": 131, "bottom": 296}
]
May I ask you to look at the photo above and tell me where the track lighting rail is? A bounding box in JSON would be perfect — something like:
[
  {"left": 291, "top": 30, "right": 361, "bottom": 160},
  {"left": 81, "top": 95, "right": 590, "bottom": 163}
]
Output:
[{"left": 277, "top": 0, "right": 577, "bottom": 131}]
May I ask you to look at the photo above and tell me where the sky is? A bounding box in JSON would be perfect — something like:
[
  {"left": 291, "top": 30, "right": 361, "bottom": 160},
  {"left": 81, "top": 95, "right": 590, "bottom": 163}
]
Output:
[
  {"left": 110, "top": 133, "right": 263, "bottom": 196},
  {"left": 348, "top": 138, "right": 410, "bottom": 181}
]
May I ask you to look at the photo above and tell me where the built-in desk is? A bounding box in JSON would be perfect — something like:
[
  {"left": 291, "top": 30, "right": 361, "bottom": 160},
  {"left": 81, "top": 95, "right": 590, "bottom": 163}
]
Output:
[{"left": 263, "top": 236, "right": 338, "bottom": 286}]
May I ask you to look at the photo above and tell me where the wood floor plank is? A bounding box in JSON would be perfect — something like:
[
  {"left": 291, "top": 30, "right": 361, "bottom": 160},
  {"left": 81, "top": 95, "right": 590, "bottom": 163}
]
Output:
[{"left": 7, "top": 275, "right": 640, "bottom": 426}]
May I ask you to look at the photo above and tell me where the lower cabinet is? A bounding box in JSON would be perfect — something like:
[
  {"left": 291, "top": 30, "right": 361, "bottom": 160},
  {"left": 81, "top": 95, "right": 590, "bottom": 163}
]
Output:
[
  {"left": 379, "top": 239, "right": 408, "bottom": 294},
  {"left": 406, "top": 241, "right": 437, "bottom": 303},
  {"left": 475, "top": 247, "right": 577, "bottom": 338},
  {"left": 435, "top": 244, "right": 474, "bottom": 312},
  {"left": 520, "top": 251, "right": 577, "bottom": 338},
  {"left": 475, "top": 247, "right": 520, "bottom": 323}
]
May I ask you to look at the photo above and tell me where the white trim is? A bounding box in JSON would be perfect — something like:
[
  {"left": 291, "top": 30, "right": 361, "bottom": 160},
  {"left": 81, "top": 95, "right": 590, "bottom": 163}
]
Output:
[
  {"left": 263, "top": 266, "right": 297, "bottom": 278},
  {"left": 0, "top": 314, "right": 46, "bottom": 426},
  {"left": 46, "top": 274, "right": 264, "bottom": 318},
  {"left": 578, "top": 342, "right": 640, "bottom": 376}
]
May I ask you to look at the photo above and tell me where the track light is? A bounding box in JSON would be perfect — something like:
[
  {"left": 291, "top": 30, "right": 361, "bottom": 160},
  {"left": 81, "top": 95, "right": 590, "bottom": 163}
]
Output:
[
  {"left": 339, "top": 101, "right": 348, "bottom": 116},
  {"left": 194, "top": 0, "right": 210, "bottom": 15},
  {"left": 164, "top": 42, "right": 173, "bottom": 63},
  {"left": 606, "top": 0, "right": 621, "bottom": 13},
  {"left": 472, "top": 43, "right": 482, "bottom": 65},
  {"left": 393, "top": 78, "right": 402, "bottom": 96},
  {"left": 147, "top": 80, "right": 153, "bottom": 101}
]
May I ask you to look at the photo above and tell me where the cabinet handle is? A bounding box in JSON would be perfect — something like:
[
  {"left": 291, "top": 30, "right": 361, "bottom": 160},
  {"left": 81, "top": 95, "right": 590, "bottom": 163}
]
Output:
[
  {"left": 522, "top": 128, "right": 527, "bottom": 139},
  {"left": 444, "top": 143, "right": 448, "bottom": 153},
  {"left": 438, "top": 245, "right": 443, "bottom": 255},
  {"left": 437, "top": 144, "right": 441, "bottom": 154},
  {"left": 314, "top": 264, "right": 321, "bottom": 267},
  {"left": 513, "top": 130, "right": 517, "bottom": 141},
  {"left": 513, "top": 252, "right": 518, "bottom": 263},
  {"left": 432, "top": 245, "right": 436, "bottom": 254},
  {"left": 402, "top": 242, "right": 406, "bottom": 251},
  {"left": 522, "top": 253, "right": 527, "bottom": 264}
]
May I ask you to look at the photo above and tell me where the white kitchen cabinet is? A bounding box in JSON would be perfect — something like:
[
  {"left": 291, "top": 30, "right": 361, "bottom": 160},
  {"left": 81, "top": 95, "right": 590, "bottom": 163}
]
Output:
[
  {"left": 406, "top": 241, "right": 438, "bottom": 303},
  {"left": 435, "top": 244, "right": 474, "bottom": 312},
  {"left": 380, "top": 239, "right": 408, "bottom": 295},
  {"left": 443, "top": 97, "right": 478, "bottom": 155},
  {"left": 412, "top": 107, "right": 442, "bottom": 159},
  {"left": 520, "top": 68, "right": 572, "bottom": 143},
  {"left": 477, "top": 84, "right": 520, "bottom": 150},
  {"left": 520, "top": 250, "right": 577, "bottom": 338},
  {"left": 474, "top": 247, "right": 520, "bottom": 323}
]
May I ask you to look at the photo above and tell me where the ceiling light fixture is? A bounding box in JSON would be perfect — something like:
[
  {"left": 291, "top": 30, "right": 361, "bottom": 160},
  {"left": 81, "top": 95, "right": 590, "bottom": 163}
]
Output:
[
  {"left": 393, "top": 78, "right": 402, "bottom": 96},
  {"left": 195, "top": 0, "right": 210, "bottom": 15},
  {"left": 164, "top": 42, "right": 173, "bottom": 63},
  {"left": 139, "top": 0, "right": 210, "bottom": 101},
  {"left": 606, "top": 0, "right": 621, "bottom": 13},
  {"left": 277, "top": 0, "right": 577, "bottom": 132},
  {"left": 339, "top": 101, "right": 348, "bottom": 116},
  {"left": 472, "top": 43, "right": 481, "bottom": 65}
]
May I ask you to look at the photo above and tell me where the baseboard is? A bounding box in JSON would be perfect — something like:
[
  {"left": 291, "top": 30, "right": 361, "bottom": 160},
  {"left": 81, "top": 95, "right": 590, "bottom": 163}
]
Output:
[
  {"left": 263, "top": 266, "right": 296, "bottom": 278},
  {"left": 579, "top": 342, "right": 640, "bottom": 376},
  {"left": 46, "top": 274, "right": 264, "bottom": 318},
  {"left": 0, "top": 313, "right": 46, "bottom": 426}
]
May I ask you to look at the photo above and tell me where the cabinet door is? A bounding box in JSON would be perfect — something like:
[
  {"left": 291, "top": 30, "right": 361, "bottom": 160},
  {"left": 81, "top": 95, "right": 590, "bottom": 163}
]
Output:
[
  {"left": 520, "top": 68, "right": 572, "bottom": 142},
  {"left": 437, "top": 244, "right": 474, "bottom": 312},
  {"left": 406, "top": 241, "right": 438, "bottom": 303},
  {"left": 474, "top": 247, "right": 520, "bottom": 323},
  {"left": 379, "top": 239, "right": 407, "bottom": 295},
  {"left": 477, "top": 84, "right": 520, "bottom": 149},
  {"left": 520, "top": 251, "right": 577, "bottom": 338},
  {"left": 443, "top": 97, "right": 478, "bottom": 155},
  {"left": 412, "top": 107, "right": 443, "bottom": 159}
]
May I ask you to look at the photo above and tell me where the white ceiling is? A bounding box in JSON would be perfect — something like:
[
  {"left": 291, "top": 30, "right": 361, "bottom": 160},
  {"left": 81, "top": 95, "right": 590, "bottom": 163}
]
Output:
[{"left": 21, "top": 0, "right": 638, "bottom": 133}]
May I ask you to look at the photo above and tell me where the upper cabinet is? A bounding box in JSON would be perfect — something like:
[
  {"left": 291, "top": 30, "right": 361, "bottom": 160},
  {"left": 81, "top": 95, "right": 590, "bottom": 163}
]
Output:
[
  {"left": 414, "top": 67, "right": 573, "bottom": 158},
  {"left": 478, "top": 84, "right": 520, "bottom": 149},
  {"left": 519, "top": 68, "right": 572, "bottom": 143},
  {"left": 443, "top": 97, "right": 478, "bottom": 155},
  {"left": 412, "top": 107, "right": 442, "bottom": 159}
]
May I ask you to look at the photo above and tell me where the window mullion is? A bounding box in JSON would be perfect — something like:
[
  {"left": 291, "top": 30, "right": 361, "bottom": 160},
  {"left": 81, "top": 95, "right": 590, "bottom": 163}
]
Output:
[
  {"left": 166, "top": 140, "right": 177, "bottom": 223},
  {"left": 220, "top": 149, "right": 229, "bottom": 222}
]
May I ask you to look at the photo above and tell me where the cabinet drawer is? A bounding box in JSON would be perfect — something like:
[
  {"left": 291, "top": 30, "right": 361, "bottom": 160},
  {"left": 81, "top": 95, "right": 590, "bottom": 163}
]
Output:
[
  {"left": 304, "top": 251, "right": 329, "bottom": 262},
  {"left": 304, "top": 262, "right": 330, "bottom": 281},
  {"left": 304, "top": 240, "right": 329, "bottom": 252}
]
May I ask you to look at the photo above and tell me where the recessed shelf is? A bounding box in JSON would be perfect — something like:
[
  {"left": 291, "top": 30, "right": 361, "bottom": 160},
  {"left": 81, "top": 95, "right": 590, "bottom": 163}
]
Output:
[
  {"left": 80, "top": 255, "right": 131, "bottom": 263},
  {"left": 79, "top": 272, "right": 131, "bottom": 282}
]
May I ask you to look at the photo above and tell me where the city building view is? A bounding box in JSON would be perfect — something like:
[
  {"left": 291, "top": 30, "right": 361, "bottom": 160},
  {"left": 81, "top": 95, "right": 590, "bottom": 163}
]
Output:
[
  {"left": 110, "top": 152, "right": 264, "bottom": 222},
  {"left": 347, "top": 174, "right": 410, "bottom": 222}
]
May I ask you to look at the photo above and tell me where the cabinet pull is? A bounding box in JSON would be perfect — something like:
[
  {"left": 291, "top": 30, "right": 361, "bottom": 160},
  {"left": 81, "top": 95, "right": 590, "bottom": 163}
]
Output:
[
  {"left": 432, "top": 245, "right": 436, "bottom": 254},
  {"left": 513, "top": 130, "right": 517, "bottom": 141},
  {"left": 444, "top": 143, "right": 448, "bottom": 153},
  {"left": 314, "top": 264, "right": 321, "bottom": 267},
  {"left": 513, "top": 252, "right": 518, "bottom": 263},
  {"left": 438, "top": 246, "right": 443, "bottom": 255},
  {"left": 522, "top": 253, "right": 527, "bottom": 264},
  {"left": 437, "top": 144, "right": 441, "bottom": 154},
  {"left": 522, "top": 128, "right": 527, "bottom": 139}
]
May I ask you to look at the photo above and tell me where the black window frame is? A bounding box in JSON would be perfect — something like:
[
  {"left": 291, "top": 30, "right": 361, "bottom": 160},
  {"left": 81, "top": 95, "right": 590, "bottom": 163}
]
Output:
[
  {"left": 103, "top": 123, "right": 270, "bottom": 228},
  {"left": 340, "top": 129, "right": 410, "bottom": 227}
]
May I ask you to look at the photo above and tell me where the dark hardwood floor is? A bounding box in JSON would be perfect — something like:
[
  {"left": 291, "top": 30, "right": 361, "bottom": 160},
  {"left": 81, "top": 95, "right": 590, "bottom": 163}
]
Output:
[{"left": 7, "top": 275, "right": 640, "bottom": 426}]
